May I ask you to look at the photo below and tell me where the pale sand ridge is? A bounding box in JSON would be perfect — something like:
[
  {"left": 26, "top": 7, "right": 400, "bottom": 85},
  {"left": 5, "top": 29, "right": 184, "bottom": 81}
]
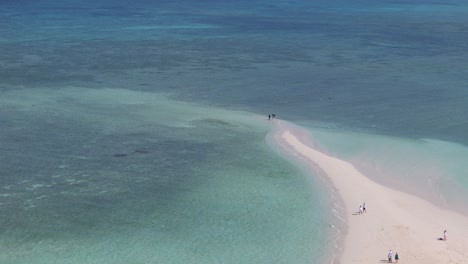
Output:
[{"left": 271, "top": 120, "right": 468, "bottom": 263}]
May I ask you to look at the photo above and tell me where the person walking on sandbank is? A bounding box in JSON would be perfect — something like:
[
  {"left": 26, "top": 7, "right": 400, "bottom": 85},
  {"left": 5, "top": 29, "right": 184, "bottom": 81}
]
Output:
[
  {"left": 388, "top": 249, "right": 393, "bottom": 263},
  {"left": 444, "top": 230, "right": 447, "bottom": 241},
  {"left": 395, "top": 252, "right": 399, "bottom": 263}
]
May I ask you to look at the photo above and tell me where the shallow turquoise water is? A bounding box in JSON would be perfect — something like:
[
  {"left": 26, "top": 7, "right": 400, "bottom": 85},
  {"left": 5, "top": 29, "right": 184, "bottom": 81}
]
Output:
[{"left": 0, "top": 88, "right": 335, "bottom": 263}]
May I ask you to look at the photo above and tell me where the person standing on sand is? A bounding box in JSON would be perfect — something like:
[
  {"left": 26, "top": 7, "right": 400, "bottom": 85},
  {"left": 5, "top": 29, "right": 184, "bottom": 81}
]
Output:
[
  {"left": 395, "top": 252, "right": 399, "bottom": 263},
  {"left": 444, "top": 230, "right": 447, "bottom": 241},
  {"left": 388, "top": 250, "right": 393, "bottom": 263},
  {"left": 363, "top": 202, "right": 366, "bottom": 213},
  {"left": 359, "top": 205, "right": 363, "bottom": 215}
]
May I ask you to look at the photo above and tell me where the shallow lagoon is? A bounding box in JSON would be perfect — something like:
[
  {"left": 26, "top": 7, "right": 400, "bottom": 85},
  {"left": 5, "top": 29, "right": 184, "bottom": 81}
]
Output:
[{"left": 0, "top": 88, "right": 334, "bottom": 263}]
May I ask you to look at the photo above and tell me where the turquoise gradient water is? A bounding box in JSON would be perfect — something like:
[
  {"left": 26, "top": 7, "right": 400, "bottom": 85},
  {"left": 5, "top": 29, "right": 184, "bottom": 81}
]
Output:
[
  {"left": 2, "top": 0, "right": 468, "bottom": 263},
  {"left": 0, "top": 88, "right": 335, "bottom": 263}
]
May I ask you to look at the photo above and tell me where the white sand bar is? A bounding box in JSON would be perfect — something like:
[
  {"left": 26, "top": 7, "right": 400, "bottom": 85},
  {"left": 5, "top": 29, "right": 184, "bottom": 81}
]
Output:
[{"left": 271, "top": 120, "right": 468, "bottom": 263}]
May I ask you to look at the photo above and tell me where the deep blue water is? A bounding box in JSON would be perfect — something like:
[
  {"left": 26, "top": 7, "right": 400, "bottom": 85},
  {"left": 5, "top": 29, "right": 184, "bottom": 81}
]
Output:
[{"left": 2, "top": 0, "right": 468, "bottom": 142}]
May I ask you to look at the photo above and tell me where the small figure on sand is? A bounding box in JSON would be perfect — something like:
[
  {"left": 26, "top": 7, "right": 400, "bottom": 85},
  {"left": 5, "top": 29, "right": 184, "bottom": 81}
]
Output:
[
  {"left": 359, "top": 205, "right": 363, "bottom": 215},
  {"left": 268, "top": 114, "right": 271, "bottom": 120},
  {"left": 272, "top": 114, "right": 276, "bottom": 119},
  {"left": 388, "top": 249, "right": 393, "bottom": 263},
  {"left": 444, "top": 230, "right": 447, "bottom": 241},
  {"left": 395, "top": 252, "right": 399, "bottom": 263},
  {"left": 363, "top": 202, "right": 366, "bottom": 213}
]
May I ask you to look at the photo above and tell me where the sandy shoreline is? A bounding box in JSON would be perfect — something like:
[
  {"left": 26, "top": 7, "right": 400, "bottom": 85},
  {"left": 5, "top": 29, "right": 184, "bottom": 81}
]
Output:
[{"left": 270, "top": 120, "right": 468, "bottom": 263}]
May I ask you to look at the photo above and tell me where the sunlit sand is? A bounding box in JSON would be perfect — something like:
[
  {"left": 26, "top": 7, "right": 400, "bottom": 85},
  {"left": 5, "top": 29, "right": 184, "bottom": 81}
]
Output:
[{"left": 271, "top": 120, "right": 468, "bottom": 263}]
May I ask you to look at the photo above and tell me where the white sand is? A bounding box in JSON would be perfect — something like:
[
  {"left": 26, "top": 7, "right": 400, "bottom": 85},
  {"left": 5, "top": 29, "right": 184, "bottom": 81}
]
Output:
[{"left": 270, "top": 120, "right": 468, "bottom": 263}]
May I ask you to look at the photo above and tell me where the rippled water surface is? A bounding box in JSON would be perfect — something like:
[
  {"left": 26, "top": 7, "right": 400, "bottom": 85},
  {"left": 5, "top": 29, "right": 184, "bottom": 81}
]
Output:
[{"left": 2, "top": 0, "right": 468, "bottom": 263}]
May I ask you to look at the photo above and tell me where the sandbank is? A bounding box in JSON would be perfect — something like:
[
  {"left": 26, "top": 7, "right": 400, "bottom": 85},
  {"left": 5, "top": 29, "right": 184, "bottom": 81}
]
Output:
[{"left": 270, "top": 120, "right": 468, "bottom": 263}]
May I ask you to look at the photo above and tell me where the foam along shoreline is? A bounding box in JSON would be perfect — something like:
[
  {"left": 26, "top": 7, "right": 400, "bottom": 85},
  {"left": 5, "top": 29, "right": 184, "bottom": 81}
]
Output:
[{"left": 270, "top": 120, "right": 468, "bottom": 263}]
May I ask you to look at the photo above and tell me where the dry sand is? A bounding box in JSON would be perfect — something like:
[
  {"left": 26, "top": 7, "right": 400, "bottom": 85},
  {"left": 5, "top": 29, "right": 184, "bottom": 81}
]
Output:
[{"left": 270, "top": 120, "right": 468, "bottom": 263}]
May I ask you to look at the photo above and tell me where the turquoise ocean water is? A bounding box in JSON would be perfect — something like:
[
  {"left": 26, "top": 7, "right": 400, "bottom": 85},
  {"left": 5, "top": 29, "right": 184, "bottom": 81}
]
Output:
[{"left": 1, "top": 1, "right": 468, "bottom": 263}]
